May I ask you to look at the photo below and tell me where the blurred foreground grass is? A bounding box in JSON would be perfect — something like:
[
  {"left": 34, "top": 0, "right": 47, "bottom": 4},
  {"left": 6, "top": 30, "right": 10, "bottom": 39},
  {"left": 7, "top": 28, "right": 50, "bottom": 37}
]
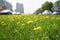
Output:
[{"left": 0, "top": 14, "right": 60, "bottom": 40}]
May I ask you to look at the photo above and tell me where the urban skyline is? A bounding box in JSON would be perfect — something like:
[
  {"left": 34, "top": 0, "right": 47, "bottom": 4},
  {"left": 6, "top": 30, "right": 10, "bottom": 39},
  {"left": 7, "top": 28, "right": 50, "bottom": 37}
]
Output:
[
  {"left": 0, "top": 0, "right": 24, "bottom": 13},
  {"left": 6, "top": 0, "right": 57, "bottom": 13}
]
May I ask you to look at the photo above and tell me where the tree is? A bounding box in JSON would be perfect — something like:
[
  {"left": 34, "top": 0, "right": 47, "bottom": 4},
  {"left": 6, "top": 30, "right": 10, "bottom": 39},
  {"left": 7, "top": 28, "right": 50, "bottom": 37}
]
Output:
[
  {"left": 54, "top": 0, "right": 60, "bottom": 6},
  {"left": 53, "top": 0, "right": 60, "bottom": 12},
  {"left": 34, "top": 1, "right": 53, "bottom": 14},
  {"left": 34, "top": 8, "right": 43, "bottom": 14},
  {"left": 41, "top": 1, "right": 53, "bottom": 12}
]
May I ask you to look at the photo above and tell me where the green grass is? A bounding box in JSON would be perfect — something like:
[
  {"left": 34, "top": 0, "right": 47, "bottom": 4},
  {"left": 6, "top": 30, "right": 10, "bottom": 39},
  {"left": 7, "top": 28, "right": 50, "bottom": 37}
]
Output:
[{"left": 0, "top": 14, "right": 60, "bottom": 40}]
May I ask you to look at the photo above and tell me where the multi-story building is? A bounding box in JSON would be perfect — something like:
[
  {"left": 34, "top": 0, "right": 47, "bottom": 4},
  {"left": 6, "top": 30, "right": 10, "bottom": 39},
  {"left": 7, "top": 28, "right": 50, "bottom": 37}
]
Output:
[
  {"left": 54, "top": 0, "right": 60, "bottom": 12},
  {"left": 15, "top": 2, "right": 24, "bottom": 13},
  {"left": 5, "top": 1, "right": 13, "bottom": 11},
  {"left": 0, "top": 0, "right": 24, "bottom": 14},
  {"left": 0, "top": 0, "right": 5, "bottom": 11},
  {"left": 0, "top": 0, "right": 13, "bottom": 11}
]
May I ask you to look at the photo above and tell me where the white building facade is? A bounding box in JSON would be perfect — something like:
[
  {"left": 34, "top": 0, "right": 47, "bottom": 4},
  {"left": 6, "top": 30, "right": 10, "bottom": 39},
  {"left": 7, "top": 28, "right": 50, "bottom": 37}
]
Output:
[
  {"left": 15, "top": 2, "right": 24, "bottom": 13},
  {"left": 0, "top": 0, "right": 13, "bottom": 11}
]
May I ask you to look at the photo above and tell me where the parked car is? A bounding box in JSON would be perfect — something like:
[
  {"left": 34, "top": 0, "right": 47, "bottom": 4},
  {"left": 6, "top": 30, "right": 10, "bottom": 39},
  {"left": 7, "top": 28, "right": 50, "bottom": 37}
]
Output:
[
  {"left": 12, "top": 12, "right": 17, "bottom": 14},
  {"left": 42, "top": 10, "right": 52, "bottom": 14},
  {"left": 53, "top": 12, "right": 60, "bottom": 15},
  {"left": 53, "top": 12, "right": 58, "bottom": 14},
  {"left": 12, "top": 12, "right": 21, "bottom": 14},
  {"left": 0, "top": 9, "right": 12, "bottom": 14}
]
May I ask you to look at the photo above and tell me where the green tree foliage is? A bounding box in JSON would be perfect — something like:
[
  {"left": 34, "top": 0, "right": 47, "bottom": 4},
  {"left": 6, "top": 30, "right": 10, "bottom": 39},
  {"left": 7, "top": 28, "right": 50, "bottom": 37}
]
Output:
[
  {"left": 41, "top": 1, "right": 53, "bottom": 11},
  {"left": 34, "top": 1, "right": 53, "bottom": 14},
  {"left": 34, "top": 8, "right": 43, "bottom": 14},
  {"left": 54, "top": 0, "right": 60, "bottom": 6}
]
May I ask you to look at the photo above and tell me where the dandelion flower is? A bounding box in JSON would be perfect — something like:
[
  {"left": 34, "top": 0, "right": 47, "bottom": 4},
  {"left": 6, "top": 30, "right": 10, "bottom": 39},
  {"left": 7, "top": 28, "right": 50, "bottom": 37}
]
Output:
[
  {"left": 56, "top": 17, "right": 59, "bottom": 20},
  {"left": 17, "top": 22, "right": 20, "bottom": 25},
  {"left": 37, "top": 26, "right": 41, "bottom": 30},
  {"left": 33, "top": 28, "right": 37, "bottom": 31},
  {"left": 35, "top": 19, "right": 38, "bottom": 21},
  {"left": 10, "top": 18, "right": 15, "bottom": 21},
  {"left": 12, "top": 19, "right": 15, "bottom": 21},
  {"left": 52, "top": 17, "right": 55, "bottom": 19},
  {"left": 40, "top": 20, "right": 43, "bottom": 22},
  {"left": 22, "top": 23, "right": 25, "bottom": 26},
  {"left": 1, "top": 21, "right": 7, "bottom": 26},
  {"left": 2, "top": 23, "right": 7, "bottom": 26},
  {"left": 27, "top": 21, "right": 33, "bottom": 24},
  {"left": 45, "top": 16, "right": 49, "bottom": 19},
  {"left": 40, "top": 18, "right": 43, "bottom": 20},
  {"left": 1, "top": 21, "right": 4, "bottom": 24}
]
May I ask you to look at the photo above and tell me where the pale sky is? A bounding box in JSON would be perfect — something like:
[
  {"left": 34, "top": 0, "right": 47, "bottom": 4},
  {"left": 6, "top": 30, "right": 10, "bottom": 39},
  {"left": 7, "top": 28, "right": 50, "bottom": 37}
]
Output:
[{"left": 6, "top": 0, "right": 57, "bottom": 13}]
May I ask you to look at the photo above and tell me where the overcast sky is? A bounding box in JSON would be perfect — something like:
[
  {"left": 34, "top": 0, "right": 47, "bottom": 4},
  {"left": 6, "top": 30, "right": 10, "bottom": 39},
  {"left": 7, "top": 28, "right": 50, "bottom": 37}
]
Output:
[{"left": 6, "top": 0, "right": 57, "bottom": 13}]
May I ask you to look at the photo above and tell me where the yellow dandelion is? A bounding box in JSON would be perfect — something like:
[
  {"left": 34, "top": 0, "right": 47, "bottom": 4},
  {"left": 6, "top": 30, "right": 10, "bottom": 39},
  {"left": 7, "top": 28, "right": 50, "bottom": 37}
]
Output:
[
  {"left": 8, "top": 16, "right": 10, "bottom": 18},
  {"left": 33, "top": 28, "right": 37, "bottom": 31},
  {"left": 1, "top": 21, "right": 4, "bottom": 24},
  {"left": 22, "top": 23, "right": 25, "bottom": 26},
  {"left": 12, "top": 19, "right": 15, "bottom": 21},
  {"left": 34, "top": 16, "right": 38, "bottom": 19},
  {"left": 35, "top": 16, "right": 38, "bottom": 18},
  {"left": 56, "top": 17, "right": 60, "bottom": 20},
  {"left": 27, "top": 21, "right": 33, "bottom": 24},
  {"left": 51, "top": 17, "right": 55, "bottom": 19},
  {"left": 15, "top": 16, "right": 17, "bottom": 17},
  {"left": 35, "top": 18, "right": 38, "bottom": 20},
  {"left": 40, "top": 20, "right": 43, "bottom": 22},
  {"left": 10, "top": 18, "right": 15, "bottom": 21},
  {"left": 17, "top": 17, "right": 20, "bottom": 19},
  {"left": 45, "top": 16, "right": 49, "bottom": 19},
  {"left": 40, "top": 18, "right": 43, "bottom": 20},
  {"left": 17, "top": 22, "right": 20, "bottom": 25},
  {"left": 1, "top": 21, "right": 7, "bottom": 26},
  {"left": 35, "top": 19, "right": 38, "bottom": 21},
  {"left": 19, "top": 15, "right": 22, "bottom": 17},
  {"left": 10, "top": 17, "right": 14, "bottom": 19},
  {"left": 37, "top": 26, "right": 41, "bottom": 30}
]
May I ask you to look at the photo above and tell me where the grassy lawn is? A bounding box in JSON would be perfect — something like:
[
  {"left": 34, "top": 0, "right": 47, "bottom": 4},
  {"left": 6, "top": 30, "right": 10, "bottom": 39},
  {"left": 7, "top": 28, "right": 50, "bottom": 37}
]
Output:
[{"left": 0, "top": 14, "right": 60, "bottom": 40}]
